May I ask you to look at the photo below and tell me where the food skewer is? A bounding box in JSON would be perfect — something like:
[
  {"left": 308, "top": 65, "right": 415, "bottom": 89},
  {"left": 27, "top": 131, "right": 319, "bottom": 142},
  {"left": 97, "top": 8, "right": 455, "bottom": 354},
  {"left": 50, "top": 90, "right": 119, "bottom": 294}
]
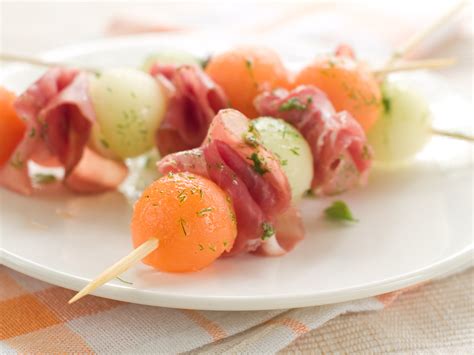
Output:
[
  {"left": 69, "top": 238, "right": 159, "bottom": 304},
  {"left": 373, "top": 57, "right": 456, "bottom": 76},
  {"left": 69, "top": 172, "right": 238, "bottom": 303},
  {"left": 0, "top": 53, "right": 101, "bottom": 74},
  {"left": 380, "top": 0, "right": 467, "bottom": 77}
]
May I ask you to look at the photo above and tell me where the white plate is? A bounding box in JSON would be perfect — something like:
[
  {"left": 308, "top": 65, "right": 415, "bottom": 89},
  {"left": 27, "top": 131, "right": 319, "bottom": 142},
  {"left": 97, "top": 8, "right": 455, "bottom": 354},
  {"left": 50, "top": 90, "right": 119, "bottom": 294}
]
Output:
[{"left": 1, "top": 35, "right": 473, "bottom": 311}]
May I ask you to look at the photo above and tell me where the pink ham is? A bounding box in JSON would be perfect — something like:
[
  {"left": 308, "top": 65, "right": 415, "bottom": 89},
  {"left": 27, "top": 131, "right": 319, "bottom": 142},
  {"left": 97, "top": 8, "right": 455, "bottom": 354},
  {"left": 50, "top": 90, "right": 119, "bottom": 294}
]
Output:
[
  {"left": 150, "top": 64, "right": 228, "bottom": 156},
  {"left": 255, "top": 85, "right": 372, "bottom": 195},
  {"left": 0, "top": 67, "right": 127, "bottom": 195},
  {"left": 64, "top": 148, "right": 128, "bottom": 194},
  {"left": 158, "top": 109, "right": 303, "bottom": 256}
]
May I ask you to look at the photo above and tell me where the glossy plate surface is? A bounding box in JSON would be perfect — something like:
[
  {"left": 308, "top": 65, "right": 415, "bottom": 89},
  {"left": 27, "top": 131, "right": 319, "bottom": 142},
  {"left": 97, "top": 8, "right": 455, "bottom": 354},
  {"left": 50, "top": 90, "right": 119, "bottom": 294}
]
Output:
[{"left": 1, "top": 35, "right": 472, "bottom": 310}]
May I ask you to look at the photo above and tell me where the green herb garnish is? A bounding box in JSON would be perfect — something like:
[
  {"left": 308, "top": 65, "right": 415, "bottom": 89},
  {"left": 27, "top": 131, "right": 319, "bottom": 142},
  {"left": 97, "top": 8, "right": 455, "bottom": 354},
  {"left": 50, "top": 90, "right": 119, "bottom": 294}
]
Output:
[
  {"left": 290, "top": 147, "right": 300, "bottom": 156},
  {"left": 179, "top": 218, "right": 188, "bottom": 236},
  {"left": 196, "top": 207, "right": 213, "bottom": 217},
  {"left": 116, "top": 276, "right": 133, "bottom": 285},
  {"left": 324, "top": 200, "right": 358, "bottom": 222},
  {"left": 382, "top": 96, "right": 391, "bottom": 113},
  {"left": 248, "top": 152, "right": 268, "bottom": 175},
  {"left": 33, "top": 174, "right": 57, "bottom": 184},
  {"left": 279, "top": 98, "right": 307, "bottom": 112},
  {"left": 261, "top": 222, "right": 274, "bottom": 240}
]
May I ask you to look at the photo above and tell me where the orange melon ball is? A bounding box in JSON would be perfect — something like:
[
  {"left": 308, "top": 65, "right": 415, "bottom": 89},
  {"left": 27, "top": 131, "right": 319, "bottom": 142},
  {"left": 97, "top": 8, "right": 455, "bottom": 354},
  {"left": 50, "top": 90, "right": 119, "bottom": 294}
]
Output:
[
  {"left": 0, "top": 87, "right": 26, "bottom": 166},
  {"left": 294, "top": 56, "right": 382, "bottom": 132},
  {"left": 131, "top": 173, "right": 237, "bottom": 273},
  {"left": 205, "top": 46, "right": 290, "bottom": 118}
]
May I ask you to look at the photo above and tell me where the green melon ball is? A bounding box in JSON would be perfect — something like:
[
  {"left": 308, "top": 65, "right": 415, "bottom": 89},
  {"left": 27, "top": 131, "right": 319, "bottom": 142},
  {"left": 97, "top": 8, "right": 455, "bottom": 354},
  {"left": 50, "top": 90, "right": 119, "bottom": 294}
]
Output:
[
  {"left": 142, "top": 50, "right": 202, "bottom": 72},
  {"left": 368, "top": 80, "right": 432, "bottom": 164},
  {"left": 253, "top": 117, "right": 313, "bottom": 200},
  {"left": 89, "top": 68, "right": 167, "bottom": 159}
]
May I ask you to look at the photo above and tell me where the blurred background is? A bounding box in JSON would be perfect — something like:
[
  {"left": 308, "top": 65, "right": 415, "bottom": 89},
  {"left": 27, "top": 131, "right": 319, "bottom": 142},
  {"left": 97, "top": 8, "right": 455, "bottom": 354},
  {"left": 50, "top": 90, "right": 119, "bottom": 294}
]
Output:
[{"left": 0, "top": 0, "right": 472, "bottom": 97}]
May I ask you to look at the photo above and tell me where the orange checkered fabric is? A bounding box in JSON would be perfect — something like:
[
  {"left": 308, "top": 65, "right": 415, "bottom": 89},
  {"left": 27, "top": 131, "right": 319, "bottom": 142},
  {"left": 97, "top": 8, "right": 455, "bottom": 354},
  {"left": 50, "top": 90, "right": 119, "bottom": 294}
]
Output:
[{"left": 0, "top": 265, "right": 418, "bottom": 353}]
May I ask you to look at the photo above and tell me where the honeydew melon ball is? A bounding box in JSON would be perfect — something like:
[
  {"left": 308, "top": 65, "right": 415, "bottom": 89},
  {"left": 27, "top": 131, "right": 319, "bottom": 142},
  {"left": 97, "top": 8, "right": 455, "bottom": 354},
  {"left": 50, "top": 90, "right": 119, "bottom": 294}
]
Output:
[
  {"left": 90, "top": 68, "right": 166, "bottom": 159},
  {"left": 253, "top": 117, "right": 313, "bottom": 200},
  {"left": 368, "top": 80, "right": 432, "bottom": 164}
]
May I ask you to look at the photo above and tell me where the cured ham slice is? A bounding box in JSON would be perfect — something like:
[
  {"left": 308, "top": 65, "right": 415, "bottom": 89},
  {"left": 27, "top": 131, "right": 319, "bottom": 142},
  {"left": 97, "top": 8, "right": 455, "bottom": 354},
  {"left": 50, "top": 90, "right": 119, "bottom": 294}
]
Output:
[
  {"left": 158, "top": 109, "right": 303, "bottom": 256},
  {"left": 64, "top": 148, "right": 128, "bottom": 194},
  {"left": 150, "top": 64, "right": 228, "bottom": 156},
  {"left": 0, "top": 67, "right": 127, "bottom": 195},
  {"left": 255, "top": 85, "right": 372, "bottom": 195}
]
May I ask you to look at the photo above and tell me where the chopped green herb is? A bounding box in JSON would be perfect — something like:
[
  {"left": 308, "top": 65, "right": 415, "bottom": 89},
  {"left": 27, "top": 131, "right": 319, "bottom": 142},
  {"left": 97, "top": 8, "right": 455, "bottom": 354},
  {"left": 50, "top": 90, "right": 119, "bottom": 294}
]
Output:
[
  {"left": 106, "top": 86, "right": 113, "bottom": 93},
  {"left": 29, "top": 128, "right": 36, "bottom": 138},
  {"left": 179, "top": 218, "right": 188, "bottom": 236},
  {"left": 177, "top": 190, "right": 187, "bottom": 203},
  {"left": 248, "top": 152, "right": 268, "bottom": 175},
  {"left": 304, "top": 189, "right": 316, "bottom": 198},
  {"left": 261, "top": 222, "right": 274, "bottom": 240},
  {"left": 382, "top": 96, "right": 391, "bottom": 113},
  {"left": 196, "top": 207, "right": 213, "bottom": 217},
  {"left": 33, "top": 174, "right": 57, "bottom": 184},
  {"left": 280, "top": 159, "right": 288, "bottom": 166},
  {"left": 223, "top": 240, "right": 229, "bottom": 248},
  {"left": 208, "top": 245, "right": 217, "bottom": 252},
  {"left": 100, "top": 138, "right": 109, "bottom": 148},
  {"left": 199, "top": 244, "right": 204, "bottom": 251},
  {"left": 130, "top": 91, "right": 137, "bottom": 98},
  {"left": 290, "top": 147, "right": 300, "bottom": 156},
  {"left": 116, "top": 276, "right": 133, "bottom": 285},
  {"left": 279, "top": 98, "right": 307, "bottom": 112},
  {"left": 245, "top": 58, "right": 253, "bottom": 70},
  {"left": 167, "top": 172, "right": 175, "bottom": 178},
  {"left": 324, "top": 200, "right": 358, "bottom": 222}
]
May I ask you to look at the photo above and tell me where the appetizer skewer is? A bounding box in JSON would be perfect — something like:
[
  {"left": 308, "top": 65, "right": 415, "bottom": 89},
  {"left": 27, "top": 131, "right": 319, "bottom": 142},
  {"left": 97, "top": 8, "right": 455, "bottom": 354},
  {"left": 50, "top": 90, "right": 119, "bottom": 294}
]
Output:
[{"left": 70, "top": 172, "right": 238, "bottom": 303}]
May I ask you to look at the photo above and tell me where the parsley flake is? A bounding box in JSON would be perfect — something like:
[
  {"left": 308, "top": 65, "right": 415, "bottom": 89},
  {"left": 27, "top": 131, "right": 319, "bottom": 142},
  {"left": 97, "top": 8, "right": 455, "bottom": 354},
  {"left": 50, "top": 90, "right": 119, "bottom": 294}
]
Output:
[
  {"left": 33, "top": 174, "right": 57, "bottom": 184},
  {"left": 248, "top": 152, "right": 268, "bottom": 175},
  {"left": 382, "top": 96, "right": 391, "bottom": 114},
  {"left": 324, "top": 200, "right": 358, "bottom": 222},
  {"left": 279, "top": 98, "right": 307, "bottom": 112},
  {"left": 261, "top": 222, "right": 274, "bottom": 240},
  {"left": 179, "top": 218, "right": 188, "bottom": 236},
  {"left": 196, "top": 207, "right": 213, "bottom": 217}
]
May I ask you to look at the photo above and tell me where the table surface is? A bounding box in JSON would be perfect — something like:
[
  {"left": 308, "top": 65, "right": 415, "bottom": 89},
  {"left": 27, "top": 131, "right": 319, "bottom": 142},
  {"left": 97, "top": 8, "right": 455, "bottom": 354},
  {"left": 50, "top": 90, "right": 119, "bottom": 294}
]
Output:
[{"left": 1, "top": 1, "right": 472, "bottom": 352}]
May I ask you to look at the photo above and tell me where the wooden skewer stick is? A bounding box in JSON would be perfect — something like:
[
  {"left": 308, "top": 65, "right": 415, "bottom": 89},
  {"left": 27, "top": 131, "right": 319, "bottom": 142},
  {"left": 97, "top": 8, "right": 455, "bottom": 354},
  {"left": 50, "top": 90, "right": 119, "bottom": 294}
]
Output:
[
  {"left": 68, "top": 238, "right": 159, "bottom": 304},
  {"left": 0, "top": 53, "right": 100, "bottom": 74},
  {"left": 431, "top": 128, "right": 474, "bottom": 142},
  {"left": 373, "top": 58, "right": 456, "bottom": 76},
  {"left": 383, "top": 0, "right": 467, "bottom": 70}
]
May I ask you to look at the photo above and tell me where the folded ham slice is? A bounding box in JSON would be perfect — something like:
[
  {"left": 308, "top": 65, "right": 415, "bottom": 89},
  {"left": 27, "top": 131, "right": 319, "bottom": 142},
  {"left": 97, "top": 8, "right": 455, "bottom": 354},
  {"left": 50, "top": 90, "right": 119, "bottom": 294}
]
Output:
[
  {"left": 255, "top": 85, "right": 372, "bottom": 195},
  {"left": 158, "top": 109, "right": 303, "bottom": 256},
  {"left": 0, "top": 67, "right": 127, "bottom": 195},
  {"left": 150, "top": 64, "right": 228, "bottom": 157}
]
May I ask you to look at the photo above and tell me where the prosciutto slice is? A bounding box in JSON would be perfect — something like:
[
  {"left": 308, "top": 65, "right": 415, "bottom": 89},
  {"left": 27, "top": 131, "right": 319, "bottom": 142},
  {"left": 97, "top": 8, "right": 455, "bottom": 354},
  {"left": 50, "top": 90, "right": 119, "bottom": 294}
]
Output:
[
  {"left": 158, "top": 109, "right": 303, "bottom": 256},
  {"left": 0, "top": 67, "right": 126, "bottom": 195},
  {"left": 255, "top": 85, "right": 372, "bottom": 195},
  {"left": 150, "top": 64, "right": 228, "bottom": 156}
]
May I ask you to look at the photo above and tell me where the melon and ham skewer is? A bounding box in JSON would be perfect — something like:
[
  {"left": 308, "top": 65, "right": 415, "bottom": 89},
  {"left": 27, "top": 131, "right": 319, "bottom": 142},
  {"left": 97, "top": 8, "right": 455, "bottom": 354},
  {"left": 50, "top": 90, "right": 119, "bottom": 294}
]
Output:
[{"left": 69, "top": 109, "right": 301, "bottom": 303}]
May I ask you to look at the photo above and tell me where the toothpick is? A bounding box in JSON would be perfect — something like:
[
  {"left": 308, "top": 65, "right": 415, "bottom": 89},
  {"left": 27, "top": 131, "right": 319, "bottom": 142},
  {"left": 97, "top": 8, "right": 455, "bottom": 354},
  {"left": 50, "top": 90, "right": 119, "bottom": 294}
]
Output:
[
  {"left": 382, "top": 0, "right": 466, "bottom": 76},
  {"left": 68, "top": 238, "right": 159, "bottom": 304},
  {"left": 0, "top": 53, "right": 100, "bottom": 75},
  {"left": 373, "top": 58, "right": 456, "bottom": 76},
  {"left": 431, "top": 128, "right": 474, "bottom": 142}
]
